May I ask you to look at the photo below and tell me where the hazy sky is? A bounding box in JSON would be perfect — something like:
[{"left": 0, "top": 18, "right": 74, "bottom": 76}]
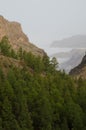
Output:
[{"left": 0, "top": 0, "right": 86, "bottom": 49}]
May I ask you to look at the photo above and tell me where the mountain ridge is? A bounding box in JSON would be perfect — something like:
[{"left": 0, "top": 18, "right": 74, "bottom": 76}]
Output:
[{"left": 0, "top": 15, "right": 46, "bottom": 57}]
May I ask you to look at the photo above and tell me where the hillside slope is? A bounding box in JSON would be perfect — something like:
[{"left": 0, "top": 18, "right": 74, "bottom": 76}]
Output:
[{"left": 69, "top": 54, "right": 86, "bottom": 78}]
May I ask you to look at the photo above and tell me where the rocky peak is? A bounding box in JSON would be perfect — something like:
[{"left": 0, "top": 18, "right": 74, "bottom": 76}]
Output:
[{"left": 0, "top": 16, "right": 46, "bottom": 57}]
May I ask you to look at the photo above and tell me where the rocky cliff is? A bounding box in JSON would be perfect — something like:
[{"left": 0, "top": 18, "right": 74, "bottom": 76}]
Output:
[
  {"left": 69, "top": 53, "right": 86, "bottom": 79},
  {"left": 0, "top": 15, "right": 45, "bottom": 57}
]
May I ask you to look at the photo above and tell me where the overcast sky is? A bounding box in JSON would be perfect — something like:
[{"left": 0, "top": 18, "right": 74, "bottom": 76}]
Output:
[{"left": 0, "top": 0, "right": 86, "bottom": 50}]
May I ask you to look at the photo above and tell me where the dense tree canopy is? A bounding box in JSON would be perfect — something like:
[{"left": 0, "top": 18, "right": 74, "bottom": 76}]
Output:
[{"left": 0, "top": 37, "right": 86, "bottom": 130}]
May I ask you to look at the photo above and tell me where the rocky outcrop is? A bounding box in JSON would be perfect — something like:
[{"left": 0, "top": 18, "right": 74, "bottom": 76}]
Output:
[
  {"left": 0, "top": 15, "right": 46, "bottom": 57},
  {"left": 69, "top": 54, "right": 86, "bottom": 79}
]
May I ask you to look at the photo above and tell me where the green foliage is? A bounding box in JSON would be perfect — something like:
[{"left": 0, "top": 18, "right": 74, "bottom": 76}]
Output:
[
  {"left": 0, "top": 37, "right": 86, "bottom": 130},
  {"left": 0, "top": 36, "right": 17, "bottom": 58},
  {"left": 0, "top": 36, "right": 11, "bottom": 56}
]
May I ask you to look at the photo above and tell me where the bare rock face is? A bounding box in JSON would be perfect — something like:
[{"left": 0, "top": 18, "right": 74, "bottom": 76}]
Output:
[{"left": 0, "top": 15, "right": 45, "bottom": 57}]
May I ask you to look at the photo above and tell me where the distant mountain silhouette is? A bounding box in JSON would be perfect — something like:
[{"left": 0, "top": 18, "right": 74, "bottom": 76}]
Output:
[{"left": 51, "top": 35, "right": 86, "bottom": 48}]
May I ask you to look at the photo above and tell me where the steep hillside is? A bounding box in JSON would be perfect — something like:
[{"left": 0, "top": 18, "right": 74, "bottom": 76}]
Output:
[
  {"left": 0, "top": 54, "right": 27, "bottom": 74},
  {"left": 0, "top": 15, "right": 45, "bottom": 56},
  {"left": 69, "top": 54, "right": 86, "bottom": 78}
]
